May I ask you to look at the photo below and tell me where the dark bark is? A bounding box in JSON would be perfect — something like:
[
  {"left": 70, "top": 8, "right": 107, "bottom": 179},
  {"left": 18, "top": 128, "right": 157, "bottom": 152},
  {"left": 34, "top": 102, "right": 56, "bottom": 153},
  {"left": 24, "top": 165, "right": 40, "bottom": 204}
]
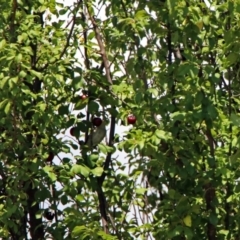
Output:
[{"left": 27, "top": 185, "right": 44, "bottom": 239}]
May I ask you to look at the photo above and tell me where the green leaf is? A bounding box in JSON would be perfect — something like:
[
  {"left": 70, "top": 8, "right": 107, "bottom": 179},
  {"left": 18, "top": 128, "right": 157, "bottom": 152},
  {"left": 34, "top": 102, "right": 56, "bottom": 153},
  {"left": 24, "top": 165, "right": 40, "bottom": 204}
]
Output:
[
  {"left": 43, "top": 166, "right": 57, "bottom": 182},
  {"left": 98, "top": 143, "right": 114, "bottom": 154},
  {"left": 230, "top": 114, "right": 240, "bottom": 126},
  {"left": 183, "top": 215, "right": 192, "bottom": 227},
  {"left": 75, "top": 194, "right": 84, "bottom": 202},
  {"left": 71, "top": 164, "right": 90, "bottom": 177},
  {"left": 75, "top": 99, "right": 87, "bottom": 110},
  {"left": 38, "top": 103, "right": 46, "bottom": 112},
  {"left": 88, "top": 101, "right": 99, "bottom": 113},
  {"left": 138, "top": 140, "right": 145, "bottom": 150},
  {"left": 0, "top": 99, "right": 8, "bottom": 110},
  {"left": 0, "top": 76, "right": 9, "bottom": 89},
  {"left": 89, "top": 154, "right": 99, "bottom": 163},
  {"left": 135, "top": 187, "right": 147, "bottom": 195},
  {"left": 61, "top": 195, "right": 68, "bottom": 205},
  {"left": 98, "top": 143, "right": 108, "bottom": 154},
  {"left": 72, "top": 76, "right": 83, "bottom": 91},
  {"left": 148, "top": 88, "right": 158, "bottom": 97},
  {"left": 77, "top": 121, "right": 89, "bottom": 132},
  {"left": 219, "top": 230, "right": 229, "bottom": 236},
  {"left": 183, "top": 227, "right": 193, "bottom": 239},
  {"left": 227, "top": 53, "right": 238, "bottom": 65},
  {"left": 230, "top": 149, "right": 240, "bottom": 164},
  {"left": 72, "top": 226, "right": 87, "bottom": 237},
  {"left": 155, "top": 129, "right": 171, "bottom": 140},
  {"left": 202, "top": 16, "right": 209, "bottom": 25},
  {"left": 0, "top": 39, "right": 6, "bottom": 50},
  {"left": 91, "top": 167, "right": 103, "bottom": 177},
  {"left": 4, "top": 102, "right": 11, "bottom": 115},
  {"left": 30, "top": 69, "right": 43, "bottom": 79},
  {"left": 170, "top": 111, "right": 186, "bottom": 121},
  {"left": 58, "top": 105, "right": 69, "bottom": 115},
  {"left": 134, "top": 10, "right": 148, "bottom": 20},
  {"left": 167, "top": 226, "right": 183, "bottom": 238},
  {"left": 48, "top": 0, "right": 57, "bottom": 14},
  {"left": 226, "top": 195, "right": 233, "bottom": 203},
  {"left": 118, "top": 18, "right": 135, "bottom": 27},
  {"left": 209, "top": 212, "right": 218, "bottom": 225}
]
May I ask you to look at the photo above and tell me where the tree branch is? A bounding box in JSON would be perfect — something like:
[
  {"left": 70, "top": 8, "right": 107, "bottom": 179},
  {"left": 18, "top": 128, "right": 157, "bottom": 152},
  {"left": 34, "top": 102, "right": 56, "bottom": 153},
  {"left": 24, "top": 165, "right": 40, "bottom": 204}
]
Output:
[
  {"left": 87, "top": 13, "right": 112, "bottom": 85},
  {"left": 86, "top": 4, "right": 115, "bottom": 183},
  {"left": 59, "top": 16, "right": 76, "bottom": 60},
  {"left": 86, "top": 4, "right": 116, "bottom": 235},
  {"left": 81, "top": 7, "right": 91, "bottom": 144}
]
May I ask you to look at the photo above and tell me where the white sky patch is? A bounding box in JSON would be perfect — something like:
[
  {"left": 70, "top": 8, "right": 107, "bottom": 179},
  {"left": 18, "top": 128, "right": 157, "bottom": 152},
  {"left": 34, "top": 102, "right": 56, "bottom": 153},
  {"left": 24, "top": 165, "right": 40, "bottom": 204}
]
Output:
[{"left": 204, "top": 0, "right": 216, "bottom": 10}]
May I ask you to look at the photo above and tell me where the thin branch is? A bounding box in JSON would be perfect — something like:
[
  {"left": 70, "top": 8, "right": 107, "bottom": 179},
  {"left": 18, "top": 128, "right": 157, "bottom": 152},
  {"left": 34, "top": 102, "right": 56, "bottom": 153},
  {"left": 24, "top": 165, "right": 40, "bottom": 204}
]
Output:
[
  {"left": 120, "top": 0, "right": 129, "bottom": 18},
  {"left": 86, "top": 4, "right": 116, "bottom": 184},
  {"left": 107, "top": 211, "right": 121, "bottom": 239},
  {"left": 51, "top": 184, "right": 59, "bottom": 226},
  {"left": 59, "top": 17, "right": 76, "bottom": 59},
  {"left": 65, "top": 16, "right": 74, "bottom": 29},
  {"left": 96, "top": 182, "right": 109, "bottom": 234},
  {"left": 85, "top": 4, "right": 116, "bottom": 235},
  {"left": 87, "top": 13, "right": 112, "bottom": 85},
  {"left": 81, "top": 7, "right": 91, "bottom": 144},
  {"left": 109, "top": 50, "right": 120, "bottom": 70}
]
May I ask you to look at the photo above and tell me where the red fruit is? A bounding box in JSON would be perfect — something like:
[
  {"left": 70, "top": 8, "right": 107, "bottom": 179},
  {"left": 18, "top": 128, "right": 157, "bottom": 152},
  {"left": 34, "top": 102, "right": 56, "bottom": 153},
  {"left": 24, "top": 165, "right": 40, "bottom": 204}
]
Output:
[
  {"left": 127, "top": 115, "right": 136, "bottom": 125},
  {"left": 92, "top": 117, "right": 102, "bottom": 127},
  {"left": 70, "top": 127, "right": 77, "bottom": 136},
  {"left": 80, "top": 94, "right": 88, "bottom": 100},
  {"left": 46, "top": 152, "right": 54, "bottom": 162}
]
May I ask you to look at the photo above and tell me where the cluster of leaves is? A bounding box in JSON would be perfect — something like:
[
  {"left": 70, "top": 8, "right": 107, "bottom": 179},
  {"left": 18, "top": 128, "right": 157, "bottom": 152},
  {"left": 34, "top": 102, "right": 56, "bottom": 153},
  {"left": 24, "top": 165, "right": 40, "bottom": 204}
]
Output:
[{"left": 1, "top": 0, "right": 240, "bottom": 239}]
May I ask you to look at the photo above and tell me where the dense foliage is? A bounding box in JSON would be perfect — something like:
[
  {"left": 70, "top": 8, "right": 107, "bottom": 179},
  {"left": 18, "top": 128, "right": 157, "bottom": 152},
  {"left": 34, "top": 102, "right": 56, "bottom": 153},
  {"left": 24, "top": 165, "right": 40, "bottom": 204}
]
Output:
[{"left": 1, "top": 0, "right": 240, "bottom": 239}]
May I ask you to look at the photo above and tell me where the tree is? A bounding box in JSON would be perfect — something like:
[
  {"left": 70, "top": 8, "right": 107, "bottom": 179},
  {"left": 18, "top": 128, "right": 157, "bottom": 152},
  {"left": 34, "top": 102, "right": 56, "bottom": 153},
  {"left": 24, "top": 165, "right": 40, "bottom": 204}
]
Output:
[{"left": 1, "top": 0, "right": 240, "bottom": 239}]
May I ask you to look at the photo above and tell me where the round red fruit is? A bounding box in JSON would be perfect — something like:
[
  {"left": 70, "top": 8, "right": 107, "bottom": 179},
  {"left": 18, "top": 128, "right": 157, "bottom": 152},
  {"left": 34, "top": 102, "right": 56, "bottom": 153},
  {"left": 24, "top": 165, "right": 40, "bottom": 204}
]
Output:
[
  {"left": 46, "top": 152, "right": 54, "bottom": 162},
  {"left": 127, "top": 115, "right": 136, "bottom": 125},
  {"left": 70, "top": 127, "right": 77, "bottom": 136},
  {"left": 80, "top": 94, "right": 88, "bottom": 100},
  {"left": 92, "top": 117, "right": 102, "bottom": 127}
]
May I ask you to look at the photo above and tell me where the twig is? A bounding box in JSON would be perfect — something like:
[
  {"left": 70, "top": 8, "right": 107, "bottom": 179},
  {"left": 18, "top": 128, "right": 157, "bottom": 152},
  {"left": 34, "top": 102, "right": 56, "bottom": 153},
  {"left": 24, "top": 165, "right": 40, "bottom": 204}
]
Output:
[
  {"left": 65, "top": 16, "right": 74, "bottom": 29},
  {"left": 81, "top": 7, "right": 91, "bottom": 144},
  {"left": 120, "top": 0, "right": 129, "bottom": 18},
  {"left": 87, "top": 14, "right": 112, "bottom": 85},
  {"left": 59, "top": 17, "right": 76, "bottom": 59}
]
